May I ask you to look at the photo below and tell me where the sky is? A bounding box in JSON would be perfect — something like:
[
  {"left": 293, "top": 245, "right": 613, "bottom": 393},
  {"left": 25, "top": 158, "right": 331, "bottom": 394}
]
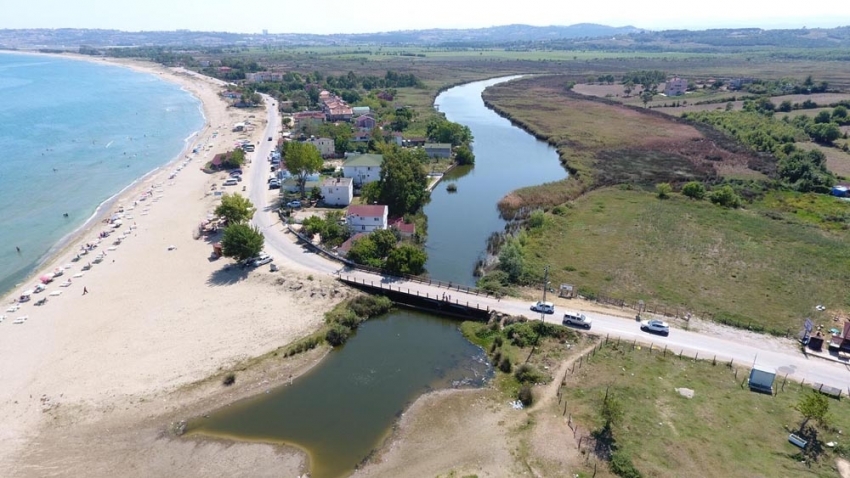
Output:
[{"left": 0, "top": 0, "right": 848, "bottom": 34}]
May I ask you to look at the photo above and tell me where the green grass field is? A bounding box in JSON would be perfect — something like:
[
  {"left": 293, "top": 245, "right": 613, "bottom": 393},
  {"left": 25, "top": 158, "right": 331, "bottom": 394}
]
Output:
[
  {"left": 521, "top": 187, "right": 850, "bottom": 333},
  {"left": 559, "top": 342, "right": 850, "bottom": 477}
]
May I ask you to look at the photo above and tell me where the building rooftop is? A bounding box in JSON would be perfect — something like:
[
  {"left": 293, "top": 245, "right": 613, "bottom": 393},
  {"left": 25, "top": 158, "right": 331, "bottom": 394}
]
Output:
[
  {"left": 322, "top": 177, "right": 353, "bottom": 187},
  {"left": 343, "top": 154, "right": 383, "bottom": 168},
  {"left": 347, "top": 204, "right": 388, "bottom": 217},
  {"left": 424, "top": 143, "right": 452, "bottom": 149},
  {"left": 339, "top": 232, "right": 368, "bottom": 255}
]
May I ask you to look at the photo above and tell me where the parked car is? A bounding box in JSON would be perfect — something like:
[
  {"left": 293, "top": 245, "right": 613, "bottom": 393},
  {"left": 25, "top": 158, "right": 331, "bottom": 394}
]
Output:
[
  {"left": 563, "top": 312, "right": 592, "bottom": 329},
  {"left": 640, "top": 319, "right": 670, "bottom": 336},
  {"left": 223, "top": 178, "right": 238, "bottom": 186},
  {"left": 252, "top": 253, "right": 273, "bottom": 267},
  {"left": 268, "top": 136, "right": 273, "bottom": 141},
  {"left": 286, "top": 200, "right": 302, "bottom": 209},
  {"left": 269, "top": 180, "right": 281, "bottom": 190},
  {"left": 230, "top": 169, "right": 243, "bottom": 176},
  {"left": 530, "top": 301, "right": 555, "bottom": 314}
]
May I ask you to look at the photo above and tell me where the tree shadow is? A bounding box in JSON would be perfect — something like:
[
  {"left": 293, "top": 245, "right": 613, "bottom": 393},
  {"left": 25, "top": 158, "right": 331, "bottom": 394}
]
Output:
[{"left": 207, "top": 263, "right": 250, "bottom": 286}]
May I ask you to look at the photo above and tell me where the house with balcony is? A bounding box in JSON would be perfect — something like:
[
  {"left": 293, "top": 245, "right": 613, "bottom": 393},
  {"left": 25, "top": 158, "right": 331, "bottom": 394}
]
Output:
[
  {"left": 347, "top": 205, "right": 388, "bottom": 233},
  {"left": 320, "top": 177, "right": 353, "bottom": 206},
  {"left": 343, "top": 154, "right": 383, "bottom": 186}
]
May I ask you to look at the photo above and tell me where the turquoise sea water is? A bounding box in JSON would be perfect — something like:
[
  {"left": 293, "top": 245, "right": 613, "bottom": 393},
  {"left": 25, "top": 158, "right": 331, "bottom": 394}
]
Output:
[{"left": 0, "top": 53, "right": 204, "bottom": 295}]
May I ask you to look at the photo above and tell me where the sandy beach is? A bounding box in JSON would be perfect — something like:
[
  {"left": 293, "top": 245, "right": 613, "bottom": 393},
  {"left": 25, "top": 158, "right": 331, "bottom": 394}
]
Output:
[{"left": 0, "top": 55, "right": 347, "bottom": 477}]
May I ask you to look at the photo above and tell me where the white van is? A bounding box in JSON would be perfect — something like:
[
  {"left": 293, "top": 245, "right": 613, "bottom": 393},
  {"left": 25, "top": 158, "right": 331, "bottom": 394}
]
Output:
[
  {"left": 223, "top": 178, "right": 238, "bottom": 186},
  {"left": 563, "top": 311, "right": 592, "bottom": 329}
]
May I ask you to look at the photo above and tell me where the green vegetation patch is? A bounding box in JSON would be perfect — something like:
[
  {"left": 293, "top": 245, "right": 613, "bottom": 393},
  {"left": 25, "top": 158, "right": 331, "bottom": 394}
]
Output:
[
  {"left": 521, "top": 187, "right": 850, "bottom": 332},
  {"left": 561, "top": 342, "right": 850, "bottom": 477}
]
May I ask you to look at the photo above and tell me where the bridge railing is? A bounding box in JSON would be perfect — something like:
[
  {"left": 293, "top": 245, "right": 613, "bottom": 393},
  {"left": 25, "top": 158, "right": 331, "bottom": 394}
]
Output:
[
  {"left": 339, "top": 274, "right": 493, "bottom": 314},
  {"left": 287, "top": 225, "right": 498, "bottom": 299}
]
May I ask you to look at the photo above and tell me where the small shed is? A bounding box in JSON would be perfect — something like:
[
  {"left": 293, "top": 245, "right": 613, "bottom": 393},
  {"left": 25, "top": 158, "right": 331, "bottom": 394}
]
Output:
[
  {"left": 748, "top": 366, "right": 776, "bottom": 394},
  {"left": 559, "top": 283, "right": 576, "bottom": 299}
]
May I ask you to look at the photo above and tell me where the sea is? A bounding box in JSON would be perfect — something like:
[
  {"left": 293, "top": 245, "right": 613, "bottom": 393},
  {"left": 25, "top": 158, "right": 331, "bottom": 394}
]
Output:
[{"left": 0, "top": 53, "right": 205, "bottom": 296}]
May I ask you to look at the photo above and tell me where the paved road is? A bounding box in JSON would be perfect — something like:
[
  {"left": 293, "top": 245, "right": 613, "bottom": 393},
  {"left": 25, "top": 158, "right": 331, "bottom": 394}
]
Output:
[{"left": 248, "top": 97, "right": 850, "bottom": 391}]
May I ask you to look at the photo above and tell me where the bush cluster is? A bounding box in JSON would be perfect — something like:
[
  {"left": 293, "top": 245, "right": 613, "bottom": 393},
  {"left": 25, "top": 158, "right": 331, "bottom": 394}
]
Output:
[{"left": 323, "top": 295, "right": 393, "bottom": 347}]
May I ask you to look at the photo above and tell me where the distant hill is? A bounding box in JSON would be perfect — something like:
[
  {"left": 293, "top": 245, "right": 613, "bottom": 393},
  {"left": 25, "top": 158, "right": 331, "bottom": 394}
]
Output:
[{"left": 0, "top": 24, "right": 640, "bottom": 50}]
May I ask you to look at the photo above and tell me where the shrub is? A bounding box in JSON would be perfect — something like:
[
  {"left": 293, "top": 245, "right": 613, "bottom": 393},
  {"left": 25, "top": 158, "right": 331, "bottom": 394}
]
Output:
[
  {"left": 681, "top": 181, "right": 706, "bottom": 200},
  {"left": 515, "top": 364, "right": 545, "bottom": 384},
  {"left": 655, "top": 182, "right": 672, "bottom": 199},
  {"left": 528, "top": 210, "right": 546, "bottom": 228},
  {"left": 610, "top": 450, "right": 643, "bottom": 478},
  {"left": 325, "top": 324, "right": 351, "bottom": 347},
  {"left": 348, "top": 295, "right": 393, "bottom": 319},
  {"left": 222, "top": 373, "right": 236, "bottom": 386},
  {"left": 708, "top": 186, "right": 742, "bottom": 208},
  {"left": 518, "top": 384, "right": 534, "bottom": 406},
  {"left": 498, "top": 356, "right": 513, "bottom": 373}
]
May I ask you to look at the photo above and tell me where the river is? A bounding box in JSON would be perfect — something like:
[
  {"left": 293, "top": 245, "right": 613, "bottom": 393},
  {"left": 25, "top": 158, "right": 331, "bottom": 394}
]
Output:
[
  {"left": 187, "top": 310, "right": 491, "bottom": 478},
  {"left": 190, "top": 76, "right": 563, "bottom": 478},
  {"left": 423, "top": 76, "right": 567, "bottom": 286}
]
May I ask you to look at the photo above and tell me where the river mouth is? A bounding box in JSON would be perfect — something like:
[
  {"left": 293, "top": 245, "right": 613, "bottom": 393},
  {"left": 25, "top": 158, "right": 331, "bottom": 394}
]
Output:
[
  {"left": 188, "top": 310, "right": 492, "bottom": 478},
  {"left": 423, "top": 76, "right": 567, "bottom": 286}
]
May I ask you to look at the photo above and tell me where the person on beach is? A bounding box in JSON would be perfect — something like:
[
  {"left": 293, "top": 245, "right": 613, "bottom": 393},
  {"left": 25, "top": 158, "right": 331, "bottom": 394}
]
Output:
[
  {"left": 16, "top": 246, "right": 21, "bottom": 254},
  {"left": 82, "top": 287, "right": 88, "bottom": 295}
]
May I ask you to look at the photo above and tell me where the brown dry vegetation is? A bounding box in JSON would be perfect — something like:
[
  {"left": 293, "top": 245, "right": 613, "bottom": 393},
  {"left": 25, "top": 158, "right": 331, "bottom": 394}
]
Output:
[{"left": 482, "top": 75, "right": 762, "bottom": 213}]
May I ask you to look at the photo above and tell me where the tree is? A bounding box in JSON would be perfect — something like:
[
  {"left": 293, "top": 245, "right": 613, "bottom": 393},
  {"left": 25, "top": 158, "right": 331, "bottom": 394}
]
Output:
[
  {"left": 372, "top": 147, "right": 429, "bottom": 216},
  {"left": 655, "top": 183, "right": 672, "bottom": 199},
  {"left": 777, "top": 149, "right": 834, "bottom": 191},
  {"left": 681, "top": 181, "right": 706, "bottom": 200},
  {"left": 384, "top": 243, "right": 427, "bottom": 275},
  {"left": 640, "top": 90, "right": 654, "bottom": 108},
  {"left": 455, "top": 145, "right": 475, "bottom": 165},
  {"left": 219, "top": 148, "right": 245, "bottom": 169},
  {"left": 814, "top": 110, "right": 833, "bottom": 124},
  {"left": 806, "top": 122, "right": 841, "bottom": 144},
  {"left": 833, "top": 105, "right": 848, "bottom": 121},
  {"left": 215, "top": 193, "right": 256, "bottom": 225},
  {"left": 796, "top": 390, "right": 829, "bottom": 431},
  {"left": 221, "top": 224, "right": 264, "bottom": 262},
  {"left": 600, "top": 391, "right": 624, "bottom": 433},
  {"left": 498, "top": 238, "right": 525, "bottom": 282},
  {"left": 346, "top": 236, "right": 382, "bottom": 268},
  {"left": 282, "top": 117, "right": 292, "bottom": 127},
  {"left": 370, "top": 228, "right": 399, "bottom": 258},
  {"left": 283, "top": 141, "right": 323, "bottom": 197},
  {"left": 426, "top": 118, "right": 472, "bottom": 147},
  {"left": 777, "top": 100, "right": 793, "bottom": 112}
]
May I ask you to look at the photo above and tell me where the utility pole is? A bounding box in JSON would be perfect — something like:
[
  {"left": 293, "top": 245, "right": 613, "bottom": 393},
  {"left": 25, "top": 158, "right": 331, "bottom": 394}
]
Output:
[{"left": 542, "top": 265, "right": 550, "bottom": 302}]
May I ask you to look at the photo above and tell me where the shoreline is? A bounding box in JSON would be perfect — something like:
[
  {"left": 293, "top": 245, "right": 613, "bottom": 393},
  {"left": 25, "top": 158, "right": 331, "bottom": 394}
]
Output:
[
  {"left": 0, "top": 51, "right": 209, "bottom": 297},
  {"left": 1, "top": 53, "right": 349, "bottom": 477}
]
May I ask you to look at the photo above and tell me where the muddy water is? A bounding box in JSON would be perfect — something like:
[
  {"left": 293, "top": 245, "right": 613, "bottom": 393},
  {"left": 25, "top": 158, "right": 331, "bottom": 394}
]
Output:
[{"left": 188, "top": 310, "right": 492, "bottom": 478}]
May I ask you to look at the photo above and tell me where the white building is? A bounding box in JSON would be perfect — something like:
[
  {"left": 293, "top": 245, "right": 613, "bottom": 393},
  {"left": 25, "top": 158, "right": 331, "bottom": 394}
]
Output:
[
  {"left": 305, "top": 137, "right": 335, "bottom": 157},
  {"left": 664, "top": 77, "right": 688, "bottom": 96},
  {"left": 245, "top": 71, "right": 286, "bottom": 83},
  {"left": 343, "top": 154, "right": 383, "bottom": 186},
  {"left": 347, "top": 205, "right": 388, "bottom": 233},
  {"left": 321, "top": 177, "right": 353, "bottom": 206}
]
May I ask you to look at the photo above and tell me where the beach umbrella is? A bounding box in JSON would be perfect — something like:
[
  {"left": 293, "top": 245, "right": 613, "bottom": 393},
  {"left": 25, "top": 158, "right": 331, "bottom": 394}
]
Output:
[{"left": 40, "top": 274, "right": 54, "bottom": 284}]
